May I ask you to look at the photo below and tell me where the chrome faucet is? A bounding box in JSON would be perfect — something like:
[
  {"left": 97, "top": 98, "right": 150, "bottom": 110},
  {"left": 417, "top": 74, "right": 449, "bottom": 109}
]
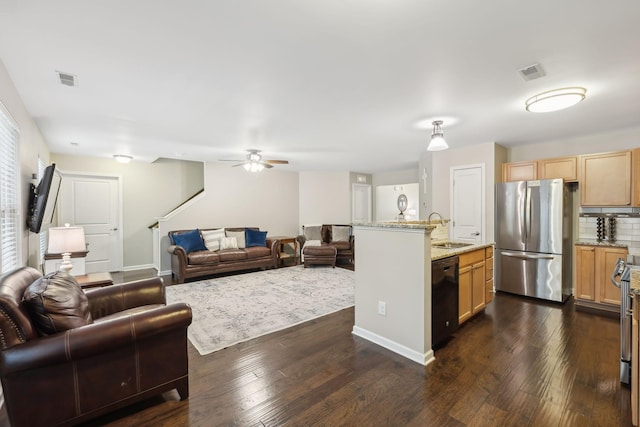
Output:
[{"left": 428, "top": 211, "right": 443, "bottom": 224}]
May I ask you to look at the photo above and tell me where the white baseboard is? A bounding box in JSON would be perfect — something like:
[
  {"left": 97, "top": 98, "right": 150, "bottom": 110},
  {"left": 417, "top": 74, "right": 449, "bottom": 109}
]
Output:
[
  {"left": 157, "top": 269, "right": 172, "bottom": 276},
  {"left": 122, "top": 264, "right": 155, "bottom": 272},
  {"left": 352, "top": 326, "right": 435, "bottom": 366}
]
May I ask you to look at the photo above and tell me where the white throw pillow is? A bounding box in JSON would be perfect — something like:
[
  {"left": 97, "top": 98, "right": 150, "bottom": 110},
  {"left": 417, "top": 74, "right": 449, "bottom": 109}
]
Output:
[
  {"left": 220, "top": 236, "right": 239, "bottom": 250},
  {"left": 332, "top": 225, "right": 350, "bottom": 242},
  {"left": 202, "top": 228, "right": 226, "bottom": 251},
  {"left": 225, "top": 230, "right": 246, "bottom": 249},
  {"left": 303, "top": 225, "right": 322, "bottom": 241}
]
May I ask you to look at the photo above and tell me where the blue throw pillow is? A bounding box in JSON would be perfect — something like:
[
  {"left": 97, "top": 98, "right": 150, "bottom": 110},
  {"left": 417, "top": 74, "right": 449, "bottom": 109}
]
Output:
[
  {"left": 173, "top": 229, "right": 207, "bottom": 253},
  {"left": 245, "top": 229, "right": 267, "bottom": 247}
]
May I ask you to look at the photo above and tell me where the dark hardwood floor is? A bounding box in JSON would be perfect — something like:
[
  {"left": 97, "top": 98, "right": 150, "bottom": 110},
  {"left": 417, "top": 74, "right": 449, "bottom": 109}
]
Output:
[{"left": 1, "top": 270, "right": 631, "bottom": 426}]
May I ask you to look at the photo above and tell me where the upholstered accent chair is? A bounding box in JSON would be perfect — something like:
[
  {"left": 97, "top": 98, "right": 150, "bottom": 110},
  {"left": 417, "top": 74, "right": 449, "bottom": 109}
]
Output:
[{"left": 0, "top": 267, "right": 192, "bottom": 427}]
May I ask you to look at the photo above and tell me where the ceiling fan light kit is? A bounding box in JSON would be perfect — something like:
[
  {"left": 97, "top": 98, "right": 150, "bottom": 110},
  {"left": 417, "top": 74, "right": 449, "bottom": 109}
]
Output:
[
  {"left": 427, "top": 120, "right": 449, "bottom": 151},
  {"left": 525, "top": 87, "right": 586, "bottom": 113},
  {"left": 221, "top": 149, "right": 288, "bottom": 172}
]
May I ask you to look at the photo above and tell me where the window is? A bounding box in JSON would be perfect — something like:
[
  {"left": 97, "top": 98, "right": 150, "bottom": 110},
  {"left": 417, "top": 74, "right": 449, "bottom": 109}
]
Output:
[{"left": 0, "top": 106, "right": 20, "bottom": 273}]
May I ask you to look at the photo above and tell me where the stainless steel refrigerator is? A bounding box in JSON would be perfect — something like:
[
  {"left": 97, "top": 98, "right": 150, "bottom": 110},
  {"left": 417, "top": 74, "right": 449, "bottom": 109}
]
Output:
[{"left": 494, "top": 178, "right": 573, "bottom": 302}]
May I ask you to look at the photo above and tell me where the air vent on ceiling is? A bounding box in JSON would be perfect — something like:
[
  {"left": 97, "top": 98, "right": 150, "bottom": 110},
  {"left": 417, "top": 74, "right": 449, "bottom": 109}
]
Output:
[
  {"left": 518, "top": 63, "right": 545, "bottom": 81},
  {"left": 56, "top": 71, "right": 77, "bottom": 87}
]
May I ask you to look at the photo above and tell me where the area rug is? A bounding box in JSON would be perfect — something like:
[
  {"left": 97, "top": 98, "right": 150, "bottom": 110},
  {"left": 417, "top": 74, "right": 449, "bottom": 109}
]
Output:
[{"left": 165, "top": 266, "right": 354, "bottom": 355}]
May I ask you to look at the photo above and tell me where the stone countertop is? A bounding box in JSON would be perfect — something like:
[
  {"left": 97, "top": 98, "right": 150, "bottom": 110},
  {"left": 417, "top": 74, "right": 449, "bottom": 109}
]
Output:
[
  {"left": 352, "top": 221, "right": 437, "bottom": 231},
  {"left": 431, "top": 242, "right": 494, "bottom": 261},
  {"left": 575, "top": 239, "right": 630, "bottom": 248}
]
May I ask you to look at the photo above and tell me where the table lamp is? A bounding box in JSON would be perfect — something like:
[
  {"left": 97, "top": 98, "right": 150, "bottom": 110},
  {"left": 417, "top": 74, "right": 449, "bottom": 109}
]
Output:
[{"left": 47, "top": 224, "right": 86, "bottom": 273}]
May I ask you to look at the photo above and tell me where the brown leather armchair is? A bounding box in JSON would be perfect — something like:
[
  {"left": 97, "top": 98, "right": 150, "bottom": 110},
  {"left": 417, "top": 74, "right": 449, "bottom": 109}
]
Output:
[{"left": 0, "top": 267, "right": 192, "bottom": 427}]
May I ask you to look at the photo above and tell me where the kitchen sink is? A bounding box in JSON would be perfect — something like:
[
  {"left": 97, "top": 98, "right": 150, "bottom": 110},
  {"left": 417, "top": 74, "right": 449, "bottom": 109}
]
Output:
[{"left": 432, "top": 242, "right": 473, "bottom": 249}]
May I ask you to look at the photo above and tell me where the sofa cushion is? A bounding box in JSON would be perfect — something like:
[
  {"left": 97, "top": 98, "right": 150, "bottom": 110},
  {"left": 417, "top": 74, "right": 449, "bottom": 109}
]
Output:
[
  {"left": 245, "top": 246, "right": 271, "bottom": 259},
  {"left": 220, "top": 236, "right": 239, "bottom": 250},
  {"left": 218, "top": 249, "right": 248, "bottom": 262},
  {"left": 304, "top": 225, "right": 322, "bottom": 241},
  {"left": 202, "top": 228, "right": 225, "bottom": 251},
  {"left": 245, "top": 228, "right": 267, "bottom": 247},
  {"left": 173, "top": 229, "right": 208, "bottom": 253},
  {"left": 225, "top": 230, "right": 246, "bottom": 248},
  {"left": 327, "top": 240, "right": 351, "bottom": 251},
  {"left": 331, "top": 225, "right": 351, "bottom": 242},
  {"left": 187, "top": 250, "right": 220, "bottom": 266},
  {"left": 23, "top": 272, "right": 93, "bottom": 336}
]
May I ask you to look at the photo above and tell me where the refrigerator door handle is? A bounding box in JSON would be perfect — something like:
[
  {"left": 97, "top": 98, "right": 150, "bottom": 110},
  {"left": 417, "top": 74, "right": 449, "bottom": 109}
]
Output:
[
  {"left": 501, "top": 251, "right": 555, "bottom": 261},
  {"left": 525, "top": 186, "right": 532, "bottom": 243}
]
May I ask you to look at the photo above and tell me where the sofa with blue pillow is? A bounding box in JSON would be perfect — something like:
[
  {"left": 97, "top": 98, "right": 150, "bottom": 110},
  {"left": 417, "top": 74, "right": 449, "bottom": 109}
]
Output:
[{"left": 167, "top": 227, "right": 280, "bottom": 283}]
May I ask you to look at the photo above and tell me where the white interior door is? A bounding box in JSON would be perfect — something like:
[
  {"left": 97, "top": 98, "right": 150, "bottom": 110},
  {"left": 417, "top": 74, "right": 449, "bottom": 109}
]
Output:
[
  {"left": 352, "top": 184, "right": 372, "bottom": 223},
  {"left": 58, "top": 173, "right": 122, "bottom": 273},
  {"left": 451, "top": 165, "right": 484, "bottom": 242}
]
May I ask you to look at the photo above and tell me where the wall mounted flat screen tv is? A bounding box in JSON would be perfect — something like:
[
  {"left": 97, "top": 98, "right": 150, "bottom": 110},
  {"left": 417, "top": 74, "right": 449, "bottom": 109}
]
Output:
[{"left": 27, "top": 163, "right": 62, "bottom": 233}]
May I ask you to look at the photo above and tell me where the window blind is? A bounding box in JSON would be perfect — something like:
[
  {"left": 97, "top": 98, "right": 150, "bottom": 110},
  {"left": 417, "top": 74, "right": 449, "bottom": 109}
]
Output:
[{"left": 0, "top": 109, "right": 20, "bottom": 273}]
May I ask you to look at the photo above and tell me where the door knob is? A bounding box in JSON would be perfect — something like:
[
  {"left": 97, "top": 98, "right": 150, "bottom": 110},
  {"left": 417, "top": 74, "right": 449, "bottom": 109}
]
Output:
[
  {"left": 110, "top": 228, "right": 118, "bottom": 231},
  {"left": 471, "top": 232, "right": 480, "bottom": 236}
]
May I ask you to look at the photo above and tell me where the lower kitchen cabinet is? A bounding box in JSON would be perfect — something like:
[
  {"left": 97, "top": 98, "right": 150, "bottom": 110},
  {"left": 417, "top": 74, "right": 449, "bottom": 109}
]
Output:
[
  {"left": 459, "top": 248, "right": 488, "bottom": 325},
  {"left": 485, "top": 246, "right": 494, "bottom": 303},
  {"left": 574, "top": 244, "right": 628, "bottom": 312}
]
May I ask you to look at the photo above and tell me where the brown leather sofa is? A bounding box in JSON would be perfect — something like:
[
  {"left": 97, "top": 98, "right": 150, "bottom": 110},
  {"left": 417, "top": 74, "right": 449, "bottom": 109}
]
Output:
[
  {"left": 168, "top": 227, "right": 280, "bottom": 284},
  {"left": 297, "top": 224, "right": 354, "bottom": 266},
  {"left": 0, "top": 267, "right": 192, "bottom": 427}
]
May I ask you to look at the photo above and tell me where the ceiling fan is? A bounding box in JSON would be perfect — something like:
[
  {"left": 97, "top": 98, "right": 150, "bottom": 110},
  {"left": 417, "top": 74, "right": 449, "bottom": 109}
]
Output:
[{"left": 220, "top": 149, "right": 289, "bottom": 172}]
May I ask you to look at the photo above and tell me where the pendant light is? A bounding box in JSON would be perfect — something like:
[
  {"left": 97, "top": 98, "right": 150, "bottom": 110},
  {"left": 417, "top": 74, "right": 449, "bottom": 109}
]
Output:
[{"left": 427, "top": 120, "right": 448, "bottom": 151}]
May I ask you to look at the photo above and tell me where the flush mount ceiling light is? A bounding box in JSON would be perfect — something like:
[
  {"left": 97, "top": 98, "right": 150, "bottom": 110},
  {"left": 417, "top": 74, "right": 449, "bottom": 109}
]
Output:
[
  {"left": 427, "top": 120, "right": 449, "bottom": 151},
  {"left": 525, "top": 87, "right": 586, "bottom": 113},
  {"left": 113, "top": 154, "right": 133, "bottom": 163}
]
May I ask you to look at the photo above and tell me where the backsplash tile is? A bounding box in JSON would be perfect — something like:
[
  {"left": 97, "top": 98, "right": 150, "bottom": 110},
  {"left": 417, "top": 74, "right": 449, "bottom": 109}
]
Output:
[{"left": 579, "top": 215, "right": 640, "bottom": 257}]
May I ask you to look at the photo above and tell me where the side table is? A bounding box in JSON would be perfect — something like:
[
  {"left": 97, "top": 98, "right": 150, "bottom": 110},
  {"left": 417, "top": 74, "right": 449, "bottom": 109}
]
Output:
[
  {"left": 74, "top": 272, "right": 114, "bottom": 290},
  {"left": 269, "top": 236, "right": 299, "bottom": 267}
]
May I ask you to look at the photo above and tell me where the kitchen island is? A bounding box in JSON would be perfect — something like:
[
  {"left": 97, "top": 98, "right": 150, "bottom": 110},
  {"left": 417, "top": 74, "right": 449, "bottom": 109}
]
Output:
[{"left": 352, "top": 222, "right": 493, "bottom": 366}]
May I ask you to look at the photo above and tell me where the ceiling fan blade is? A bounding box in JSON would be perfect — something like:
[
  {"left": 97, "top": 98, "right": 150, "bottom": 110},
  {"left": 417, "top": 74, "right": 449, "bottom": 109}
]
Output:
[
  {"left": 263, "top": 159, "right": 289, "bottom": 165},
  {"left": 261, "top": 162, "right": 274, "bottom": 169}
]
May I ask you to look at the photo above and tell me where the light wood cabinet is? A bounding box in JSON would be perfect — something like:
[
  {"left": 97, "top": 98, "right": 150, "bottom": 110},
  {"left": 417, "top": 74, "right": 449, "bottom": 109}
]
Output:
[
  {"left": 633, "top": 148, "right": 640, "bottom": 206},
  {"left": 502, "top": 161, "right": 537, "bottom": 182},
  {"left": 574, "top": 244, "right": 628, "bottom": 312},
  {"left": 580, "top": 151, "right": 632, "bottom": 206},
  {"left": 458, "top": 248, "right": 488, "bottom": 324},
  {"left": 485, "top": 246, "right": 494, "bottom": 303},
  {"left": 538, "top": 156, "right": 578, "bottom": 181}
]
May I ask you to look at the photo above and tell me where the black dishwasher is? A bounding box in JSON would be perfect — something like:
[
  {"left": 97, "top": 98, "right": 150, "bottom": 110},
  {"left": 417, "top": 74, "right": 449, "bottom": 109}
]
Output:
[{"left": 432, "top": 255, "right": 459, "bottom": 349}]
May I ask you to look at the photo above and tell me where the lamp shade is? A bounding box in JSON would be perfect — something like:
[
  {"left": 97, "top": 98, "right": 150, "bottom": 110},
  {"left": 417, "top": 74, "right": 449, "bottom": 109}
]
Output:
[{"left": 48, "top": 226, "right": 86, "bottom": 254}]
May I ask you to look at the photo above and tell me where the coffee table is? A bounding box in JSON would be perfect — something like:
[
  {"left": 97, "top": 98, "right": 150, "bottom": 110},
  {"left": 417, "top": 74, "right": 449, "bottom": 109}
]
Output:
[{"left": 74, "top": 272, "right": 114, "bottom": 289}]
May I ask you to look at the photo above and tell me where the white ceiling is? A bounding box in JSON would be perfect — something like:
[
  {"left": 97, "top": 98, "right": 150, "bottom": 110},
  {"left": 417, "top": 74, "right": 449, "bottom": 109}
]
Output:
[{"left": 0, "top": 0, "right": 639, "bottom": 173}]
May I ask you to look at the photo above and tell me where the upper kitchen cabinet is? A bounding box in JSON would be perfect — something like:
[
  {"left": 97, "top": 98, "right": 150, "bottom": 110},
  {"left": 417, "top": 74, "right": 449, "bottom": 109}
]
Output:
[
  {"left": 538, "top": 156, "right": 578, "bottom": 182},
  {"left": 580, "top": 150, "right": 632, "bottom": 206},
  {"left": 633, "top": 148, "right": 640, "bottom": 206},
  {"left": 502, "top": 160, "right": 537, "bottom": 182}
]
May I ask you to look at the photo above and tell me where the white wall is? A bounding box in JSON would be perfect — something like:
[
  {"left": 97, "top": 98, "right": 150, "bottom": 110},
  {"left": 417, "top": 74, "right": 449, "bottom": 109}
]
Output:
[
  {"left": 372, "top": 168, "right": 420, "bottom": 221},
  {"left": 0, "top": 59, "right": 51, "bottom": 269},
  {"left": 299, "top": 171, "right": 351, "bottom": 228},
  {"left": 159, "top": 162, "right": 299, "bottom": 272},
  {"left": 52, "top": 155, "right": 204, "bottom": 269},
  {"left": 431, "top": 142, "right": 501, "bottom": 242},
  {"left": 375, "top": 183, "right": 419, "bottom": 221}
]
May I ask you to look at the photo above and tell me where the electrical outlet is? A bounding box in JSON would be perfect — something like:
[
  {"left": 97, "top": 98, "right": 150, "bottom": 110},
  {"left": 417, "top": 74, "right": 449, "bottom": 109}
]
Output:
[{"left": 378, "top": 301, "right": 386, "bottom": 316}]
